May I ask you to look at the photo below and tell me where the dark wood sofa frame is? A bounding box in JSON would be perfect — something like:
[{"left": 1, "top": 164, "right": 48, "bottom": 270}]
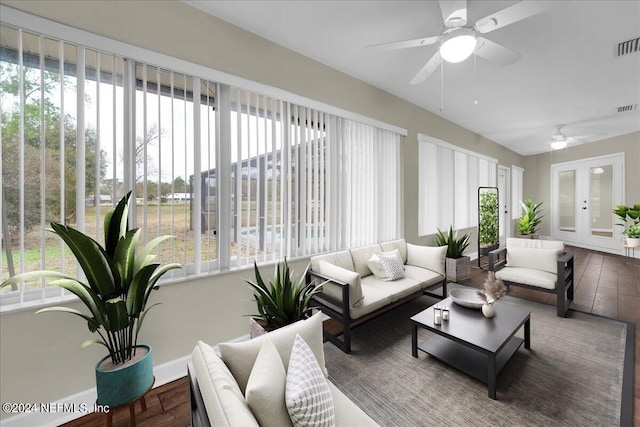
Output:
[
  {"left": 488, "top": 247, "right": 574, "bottom": 317},
  {"left": 306, "top": 270, "right": 447, "bottom": 354}
]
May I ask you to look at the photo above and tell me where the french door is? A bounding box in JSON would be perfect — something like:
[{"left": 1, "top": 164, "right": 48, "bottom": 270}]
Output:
[{"left": 551, "top": 153, "right": 624, "bottom": 252}]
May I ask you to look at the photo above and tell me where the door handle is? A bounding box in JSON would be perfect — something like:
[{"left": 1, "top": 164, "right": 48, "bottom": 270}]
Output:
[{"left": 582, "top": 207, "right": 587, "bottom": 210}]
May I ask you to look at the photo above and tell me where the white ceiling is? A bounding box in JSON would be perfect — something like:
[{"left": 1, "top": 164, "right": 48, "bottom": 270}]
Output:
[{"left": 185, "top": 0, "right": 640, "bottom": 155}]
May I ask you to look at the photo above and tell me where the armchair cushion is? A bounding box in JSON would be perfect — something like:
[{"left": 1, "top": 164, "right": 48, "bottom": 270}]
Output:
[
  {"left": 495, "top": 267, "right": 557, "bottom": 290},
  {"left": 406, "top": 243, "right": 446, "bottom": 276},
  {"left": 506, "top": 246, "right": 563, "bottom": 274},
  {"left": 318, "top": 260, "right": 364, "bottom": 307}
]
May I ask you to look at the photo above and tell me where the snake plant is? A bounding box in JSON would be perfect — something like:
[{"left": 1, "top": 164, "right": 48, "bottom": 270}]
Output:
[
  {"left": 246, "top": 259, "right": 320, "bottom": 331},
  {"left": 1, "top": 192, "right": 181, "bottom": 365},
  {"left": 434, "top": 226, "right": 470, "bottom": 259}
]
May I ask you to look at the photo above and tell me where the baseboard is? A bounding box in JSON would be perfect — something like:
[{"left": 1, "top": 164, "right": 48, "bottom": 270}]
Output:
[{"left": 1, "top": 353, "right": 192, "bottom": 427}]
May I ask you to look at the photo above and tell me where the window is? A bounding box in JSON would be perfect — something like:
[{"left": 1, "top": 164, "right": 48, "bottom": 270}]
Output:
[
  {"left": 0, "top": 15, "right": 404, "bottom": 310},
  {"left": 418, "top": 134, "right": 497, "bottom": 235}
]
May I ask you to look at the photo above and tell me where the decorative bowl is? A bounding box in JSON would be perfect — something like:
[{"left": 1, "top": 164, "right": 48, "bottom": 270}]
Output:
[{"left": 449, "top": 288, "right": 485, "bottom": 309}]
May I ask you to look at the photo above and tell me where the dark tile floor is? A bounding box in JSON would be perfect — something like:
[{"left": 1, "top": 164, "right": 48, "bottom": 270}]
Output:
[{"left": 460, "top": 246, "right": 639, "bottom": 426}]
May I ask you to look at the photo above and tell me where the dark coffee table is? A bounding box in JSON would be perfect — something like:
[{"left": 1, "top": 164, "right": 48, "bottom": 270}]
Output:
[{"left": 411, "top": 296, "right": 530, "bottom": 399}]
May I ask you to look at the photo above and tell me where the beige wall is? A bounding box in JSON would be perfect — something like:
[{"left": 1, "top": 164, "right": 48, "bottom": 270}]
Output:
[
  {"left": 523, "top": 132, "right": 640, "bottom": 236},
  {"left": 1, "top": 0, "right": 523, "bottom": 414}
]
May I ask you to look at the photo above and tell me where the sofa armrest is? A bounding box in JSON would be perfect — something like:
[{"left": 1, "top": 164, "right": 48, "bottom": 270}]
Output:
[
  {"left": 307, "top": 269, "right": 350, "bottom": 310},
  {"left": 488, "top": 247, "right": 507, "bottom": 272},
  {"left": 557, "top": 251, "right": 574, "bottom": 279}
]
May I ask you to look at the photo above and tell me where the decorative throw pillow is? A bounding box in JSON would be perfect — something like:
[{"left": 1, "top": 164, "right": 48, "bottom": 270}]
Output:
[
  {"left": 366, "top": 254, "right": 387, "bottom": 279},
  {"left": 245, "top": 340, "right": 293, "bottom": 427},
  {"left": 286, "top": 334, "right": 335, "bottom": 427},
  {"left": 378, "top": 252, "right": 405, "bottom": 281}
]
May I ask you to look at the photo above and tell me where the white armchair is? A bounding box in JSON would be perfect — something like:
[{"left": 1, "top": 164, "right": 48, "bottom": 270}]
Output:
[{"left": 489, "top": 238, "right": 574, "bottom": 317}]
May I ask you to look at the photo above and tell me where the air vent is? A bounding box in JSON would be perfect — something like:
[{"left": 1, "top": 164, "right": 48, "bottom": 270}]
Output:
[
  {"left": 617, "top": 104, "right": 637, "bottom": 113},
  {"left": 617, "top": 37, "right": 640, "bottom": 56}
]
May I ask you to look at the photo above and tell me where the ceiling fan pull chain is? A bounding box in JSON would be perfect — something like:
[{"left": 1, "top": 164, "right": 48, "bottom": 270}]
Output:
[
  {"left": 474, "top": 51, "right": 478, "bottom": 105},
  {"left": 439, "top": 56, "right": 445, "bottom": 112}
]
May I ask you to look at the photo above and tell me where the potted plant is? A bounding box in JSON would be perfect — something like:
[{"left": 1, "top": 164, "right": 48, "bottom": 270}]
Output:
[
  {"left": 517, "top": 198, "right": 544, "bottom": 239},
  {"left": 435, "top": 226, "right": 471, "bottom": 281},
  {"left": 0, "top": 192, "right": 181, "bottom": 407},
  {"left": 478, "top": 190, "right": 499, "bottom": 256},
  {"left": 613, "top": 204, "right": 640, "bottom": 247},
  {"left": 246, "top": 258, "right": 320, "bottom": 337}
]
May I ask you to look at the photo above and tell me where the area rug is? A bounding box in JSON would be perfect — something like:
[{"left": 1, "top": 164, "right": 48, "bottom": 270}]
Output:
[{"left": 323, "top": 288, "right": 632, "bottom": 426}]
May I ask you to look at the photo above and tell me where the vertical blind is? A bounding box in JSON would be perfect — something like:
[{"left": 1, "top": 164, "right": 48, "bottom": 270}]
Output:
[
  {"left": 511, "top": 165, "right": 524, "bottom": 219},
  {"left": 0, "top": 21, "right": 403, "bottom": 309},
  {"left": 418, "top": 134, "right": 497, "bottom": 235}
]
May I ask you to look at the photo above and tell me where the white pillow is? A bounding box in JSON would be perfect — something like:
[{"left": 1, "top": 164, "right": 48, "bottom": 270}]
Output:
[
  {"left": 366, "top": 254, "right": 386, "bottom": 279},
  {"left": 219, "top": 312, "right": 327, "bottom": 394},
  {"left": 245, "top": 340, "right": 293, "bottom": 427},
  {"left": 378, "top": 252, "right": 405, "bottom": 281},
  {"left": 507, "top": 246, "right": 562, "bottom": 274},
  {"left": 286, "top": 334, "right": 335, "bottom": 427},
  {"left": 318, "top": 260, "right": 364, "bottom": 307},
  {"left": 406, "top": 243, "right": 446, "bottom": 276}
]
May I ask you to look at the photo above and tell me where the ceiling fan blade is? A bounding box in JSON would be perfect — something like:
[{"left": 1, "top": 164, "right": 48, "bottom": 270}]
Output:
[
  {"left": 439, "top": 0, "right": 467, "bottom": 27},
  {"left": 475, "top": 1, "right": 558, "bottom": 34},
  {"left": 363, "top": 36, "right": 439, "bottom": 53},
  {"left": 475, "top": 37, "right": 521, "bottom": 66},
  {"left": 410, "top": 51, "right": 441, "bottom": 85}
]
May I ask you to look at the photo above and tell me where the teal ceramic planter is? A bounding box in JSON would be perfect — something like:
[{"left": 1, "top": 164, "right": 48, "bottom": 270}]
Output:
[{"left": 95, "top": 345, "right": 153, "bottom": 407}]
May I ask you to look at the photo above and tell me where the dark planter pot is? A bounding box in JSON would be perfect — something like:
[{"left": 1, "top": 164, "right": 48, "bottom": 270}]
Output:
[
  {"left": 95, "top": 344, "right": 153, "bottom": 407},
  {"left": 479, "top": 243, "right": 500, "bottom": 256},
  {"left": 517, "top": 234, "right": 539, "bottom": 239}
]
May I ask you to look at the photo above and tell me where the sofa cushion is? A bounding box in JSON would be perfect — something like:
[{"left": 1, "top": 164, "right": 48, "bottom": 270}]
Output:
[
  {"left": 403, "top": 265, "right": 444, "bottom": 287},
  {"left": 310, "top": 250, "right": 355, "bottom": 274},
  {"left": 318, "top": 260, "right": 364, "bottom": 307},
  {"left": 285, "top": 335, "right": 335, "bottom": 427},
  {"left": 506, "top": 245, "right": 562, "bottom": 274},
  {"left": 350, "top": 244, "right": 382, "bottom": 278},
  {"left": 495, "top": 266, "right": 557, "bottom": 290},
  {"left": 219, "top": 312, "right": 327, "bottom": 394},
  {"left": 406, "top": 243, "right": 446, "bottom": 276},
  {"left": 329, "top": 382, "right": 379, "bottom": 426},
  {"left": 361, "top": 275, "right": 422, "bottom": 302},
  {"left": 380, "top": 239, "right": 407, "bottom": 264},
  {"left": 378, "top": 252, "right": 405, "bottom": 281},
  {"left": 191, "top": 341, "right": 259, "bottom": 427},
  {"left": 245, "top": 340, "right": 292, "bottom": 427}
]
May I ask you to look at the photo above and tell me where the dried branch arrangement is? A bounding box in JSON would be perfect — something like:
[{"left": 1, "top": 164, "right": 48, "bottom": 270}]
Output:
[{"left": 477, "top": 272, "right": 508, "bottom": 305}]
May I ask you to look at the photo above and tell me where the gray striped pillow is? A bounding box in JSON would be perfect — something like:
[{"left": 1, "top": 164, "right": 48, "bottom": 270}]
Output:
[{"left": 285, "top": 334, "right": 335, "bottom": 426}]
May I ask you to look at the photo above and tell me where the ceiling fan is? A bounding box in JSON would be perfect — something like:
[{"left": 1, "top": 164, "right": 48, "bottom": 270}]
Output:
[
  {"left": 548, "top": 126, "right": 597, "bottom": 150},
  {"left": 363, "top": 0, "right": 558, "bottom": 85}
]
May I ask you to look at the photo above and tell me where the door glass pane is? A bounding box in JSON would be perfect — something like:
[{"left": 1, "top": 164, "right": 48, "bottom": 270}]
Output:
[
  {"left": 590, "top": 165, "right": 613, "bottom": 237},
  {"left": 559, "top": 170, "right": 576, "bottom": 232}
]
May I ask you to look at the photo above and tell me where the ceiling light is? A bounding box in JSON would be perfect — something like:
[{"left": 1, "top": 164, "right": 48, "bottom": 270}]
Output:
[
  {"left": 592, "top": 167, "right": 604, "bottom": 174},
  {"left": 439, "top": 28, "right": 477, "bottom": 63},
  {"left": 550, "top": 140, "right": 568, "bottom": 150}
]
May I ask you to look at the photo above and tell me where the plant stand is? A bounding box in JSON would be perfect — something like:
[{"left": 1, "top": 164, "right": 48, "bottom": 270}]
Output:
[
  {"left": 102, "top": 377, "right": 154, "bottom": 427},
  {"left": 478, "top": 187, "right": 499, "bottom": 270}
]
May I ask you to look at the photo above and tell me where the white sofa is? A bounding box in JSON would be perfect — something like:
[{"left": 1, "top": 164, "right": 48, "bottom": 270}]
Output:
[
  {"left": 489, "top": 237, "right": 574, "bottom": 317},
  {"left": 307, "top": 239, "right": 447, "bottom": 353},
  {"left": 188, "top": 313, "right": 379, "bottom": 427}
]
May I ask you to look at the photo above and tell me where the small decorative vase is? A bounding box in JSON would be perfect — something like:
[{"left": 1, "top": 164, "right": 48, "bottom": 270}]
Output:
[{"left": 482, "top": 303, "right": 495, "bottom": 318}]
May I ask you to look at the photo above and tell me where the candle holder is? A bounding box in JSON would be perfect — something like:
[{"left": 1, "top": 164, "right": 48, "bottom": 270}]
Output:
[{"left": 434, "top": 306, "right": 442, "bottom": 325}]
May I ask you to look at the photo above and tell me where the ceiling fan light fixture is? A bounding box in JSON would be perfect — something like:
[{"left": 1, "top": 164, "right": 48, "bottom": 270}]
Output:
[
  {"left": 550, "top": 140, "right": 568, "bottom": 150},
  {"left": 440, "top": 27, "right": 477, "bottom": 63}
]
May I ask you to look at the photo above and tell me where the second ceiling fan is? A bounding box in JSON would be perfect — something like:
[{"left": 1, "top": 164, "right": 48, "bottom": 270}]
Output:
[{"left": 364, "top": 0, "right": 558, "bottom": 85}]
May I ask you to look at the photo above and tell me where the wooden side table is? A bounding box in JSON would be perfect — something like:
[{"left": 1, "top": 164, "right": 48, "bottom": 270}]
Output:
[{"left": 101, "top": 377, "right": 155, "bottom": 427}]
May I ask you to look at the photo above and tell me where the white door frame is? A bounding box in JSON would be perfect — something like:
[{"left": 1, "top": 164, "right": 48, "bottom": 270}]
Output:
[
  {"left": 498, "top": 165, "right": 511, "bottom": 246},
  {"left": 551, "top": 152, "right": 625, "bottom": 253}
]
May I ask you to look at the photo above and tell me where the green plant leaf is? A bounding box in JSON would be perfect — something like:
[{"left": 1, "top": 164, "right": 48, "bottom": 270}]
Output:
[
  {"left": 81, "top": 339, "right": 108, "bottom": 349},
  {"left": 36, "top": 306, "right": 100, "bottom": 332},
  {"left": 50, "top": 223, "right": 116, "bottom": 298},
  {"left": 104, "top": 298, "right": 129, "bottom": 332},
  {"left": 105, "top": 191, "right": 131, "bottom": 258},
  {"left": 45, "top": 279, "right": 107, "bottom": 327},
  {"left": 134, "top": 235, "right": 175, "bottom": 272},
  {"left": 114, "top": 228, "right": 141, "bottom": 292},
  {"left": 136, "top": 303, "right": 162, "bottom": 335},
  {"left": 126, "top": 263, "right": 159, "bottom": 317}
]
